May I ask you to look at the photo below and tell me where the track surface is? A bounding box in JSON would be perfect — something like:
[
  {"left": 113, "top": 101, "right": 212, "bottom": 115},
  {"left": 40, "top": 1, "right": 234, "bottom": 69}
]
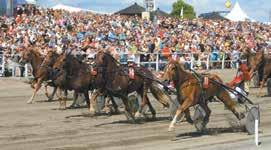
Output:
[{"left": 0, "top": 69, "right": 270, "bottom": 150}]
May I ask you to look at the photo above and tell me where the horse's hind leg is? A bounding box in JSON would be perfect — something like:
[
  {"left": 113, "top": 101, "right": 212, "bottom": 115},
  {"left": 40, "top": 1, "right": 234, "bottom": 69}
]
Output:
[
  {"left": 145, "top": 96, "right": 156, "bottom": 119},
  {"left": 70, "top": 92, "right": 79, "bottom": 108},
  {"left": 48, "top": 87, "right": 57, "bottom": 101},
  {"left": 217, "top": 90, "right": 245, "bottom": 120},
  {"left": 83, "top": 90, "right": 90, "bottom": 108},
  {"left": 110, "top": 95, "right": 120, "bottom": 114},
  {"left": 199, "top": 102, "right": 211, "bottom": 129},
  {"left": 135, "top": 83, "right": 149, "bottom": 118},
  {"left": 121, "top": 96, "right": 136, "bottom": 123},
  {"left": 89, "top": 89, "right": 100, "bottom": 114}
]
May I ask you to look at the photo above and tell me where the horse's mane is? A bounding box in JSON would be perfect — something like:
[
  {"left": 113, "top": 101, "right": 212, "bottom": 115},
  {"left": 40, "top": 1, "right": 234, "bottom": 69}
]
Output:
[
  {"left": 169, "top": 60, "right": 187, "bottom": 72},
  {"left": 29, "top": 48, "right": 43, "bottom": 58},
  {"left": 100, "top": 51, "right": 121, "bottom": 66}
]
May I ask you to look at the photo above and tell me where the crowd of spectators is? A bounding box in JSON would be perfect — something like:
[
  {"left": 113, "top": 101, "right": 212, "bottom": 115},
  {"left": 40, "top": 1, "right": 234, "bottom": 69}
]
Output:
[{"left": 0, "top": 4, "right": 271, "bottom": 73}]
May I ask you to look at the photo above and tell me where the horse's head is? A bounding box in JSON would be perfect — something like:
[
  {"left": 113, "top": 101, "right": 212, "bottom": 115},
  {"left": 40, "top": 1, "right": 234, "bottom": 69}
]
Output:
[
  {"left": 19, "top": 49, "right": 32, "bottom": 64},
  {"left": 42, "top": 50, "right": 59, "bottom": 67},
  {"left": 94, "top": 50, "right": 106, "bottom": 67},
  {"left": 250, "top": 51, "right": 265, "bottom": 74},
  {"left": 162, "top": 60, "right": 179, "bottom": 82},
  {"left": 52, "top": 54, "right": 67, "bottom": 73}
]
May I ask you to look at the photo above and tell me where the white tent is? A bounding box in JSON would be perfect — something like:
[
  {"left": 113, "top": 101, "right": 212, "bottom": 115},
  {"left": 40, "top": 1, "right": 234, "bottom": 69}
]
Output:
[
  {"left": 51, "top": 4, "right": 111, "bottom": 14},
  {"left": 26, "top": 0, "right": 37, "bottom": 5},
  {"left": 225, "top": 1, "right": 250, "bottom": 21},
  {"left": 52, "top": 4, "right": 84, "bottom": 12}
]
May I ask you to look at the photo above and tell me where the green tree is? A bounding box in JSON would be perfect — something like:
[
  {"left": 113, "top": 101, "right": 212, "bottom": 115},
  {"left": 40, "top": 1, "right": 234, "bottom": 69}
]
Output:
[{"left": 171, "top": 0, "right": 196, "bottom": 19}]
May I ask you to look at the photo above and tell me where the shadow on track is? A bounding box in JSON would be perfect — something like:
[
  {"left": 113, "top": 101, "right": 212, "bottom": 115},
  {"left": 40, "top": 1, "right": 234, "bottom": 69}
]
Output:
[
  {"left": 173, "top": 126, "right": 246, "bottom": 141},
  {"left": 94, "top": 116, "right": 171, "bottom": 127}
]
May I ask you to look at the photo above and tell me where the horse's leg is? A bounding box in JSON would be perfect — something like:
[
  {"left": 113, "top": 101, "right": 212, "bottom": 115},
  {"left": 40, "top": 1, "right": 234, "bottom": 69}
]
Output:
[
  {"left": 44, "top": 83, "right": 49, "bottom": 99},
  {"left": 58, "top": 88, "right": 63, "bottom": 110},
  {"left": 121, "top": 96, "right": 136, "bottom": 123},
  {"left": 62, "top": 90, "right": 68, "bottom": 110},
  {"left": 110, "top": 95, "right": 120, "bottom": 114},
  {"left": 27, "top": 78, "right": 42, "bottom": 104},
  {"left": 89, "top": 89, "right": 100, "bottom": 114},
  {"left": 169, "top": 97, "right": 194, "bottom": 132},
  {"left": 217, "top": 90, "right": 245, "bottom": 120},
  {"left": 258, "top": 74, "right": 269, "bottom": 97},
  {"left": 70, "top": 91, "right": 79, "bottom": 108},
  {"left": 199, "top": 102, "right": 211, "bottom": 128},
  {"left": 48, "top": 87, "right": 57, "bottom": 101},
  {"left": 145, "top": 96, "right": 156, "bottom": 119},
  {"left": 83, "top": 90, "right": 90, "bottom": 108},
  {"left": 135, "top": 83, "right": 148, "bottom": 118}
]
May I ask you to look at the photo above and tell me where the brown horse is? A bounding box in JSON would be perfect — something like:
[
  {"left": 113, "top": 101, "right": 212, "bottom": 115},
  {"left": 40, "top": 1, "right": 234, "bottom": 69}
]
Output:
[
  {"left": 249, "top": 51, "right": 271, "bottom": 96},
  {"left": 19, "top": 48, "right": 57, "bottom": 104},
  {"left": 51, "top": 52, "right": 95, "bottom": 109},
  {"left": 162, "top": 60, "right": 245, "bottom": 131},
  {"left": 92, "top": 51, "right": 170, "bottom": 121}
]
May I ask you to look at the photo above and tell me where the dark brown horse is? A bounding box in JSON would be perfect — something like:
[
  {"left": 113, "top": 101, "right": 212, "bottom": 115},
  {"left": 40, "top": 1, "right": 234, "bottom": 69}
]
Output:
[
  {"left": 51, "top": 52, "right": 95, "bottom": 109},
  {"left": 162, "top": 60, "right": 245, "bottom": 131},
  {"left": 19, "top": 48, "right": 57, "bottom": 103},
  {"left": 92, "top": 51, "right": 170, "bottom": 121}
]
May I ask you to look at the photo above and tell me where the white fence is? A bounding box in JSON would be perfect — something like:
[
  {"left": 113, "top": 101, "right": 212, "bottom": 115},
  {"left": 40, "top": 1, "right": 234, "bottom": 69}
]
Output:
[
  {"left": 127, "top": 52, "right": 239, "bottom": 71},
  {"left": 0, "top": 53, "right": 4, "bottom": 76},
  {"left": 1, "top": 52, "right": 240, "bottom": 77}
]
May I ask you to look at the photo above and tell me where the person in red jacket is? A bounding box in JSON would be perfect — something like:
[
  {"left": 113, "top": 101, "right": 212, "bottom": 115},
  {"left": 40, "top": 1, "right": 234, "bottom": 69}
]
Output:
[{"left": 227, "top": 59, "right": 251, "bottom": 93}]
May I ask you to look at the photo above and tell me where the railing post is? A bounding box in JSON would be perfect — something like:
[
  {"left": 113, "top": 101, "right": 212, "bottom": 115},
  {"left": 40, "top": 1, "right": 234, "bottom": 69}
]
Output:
[
  {"left": 156, "top": 53, "right": 159, "bottom": 71},
  {"left": 222, "top": 53, "right": 225, "bottom": 69},
  {"left": 1, "top": 55, "right": 4, "bottom": 76},
  {"left": 25, "top": 64, "right": 28, "bottom": 78},
  {"left": 137, "top": 54, "right": 140, "bottom": 67},
  {"left": 190, "top": 53, "right": 194, "bottom": 70},
  {"left": 206, "top": 54, "right": 210, "bottom": 70}
]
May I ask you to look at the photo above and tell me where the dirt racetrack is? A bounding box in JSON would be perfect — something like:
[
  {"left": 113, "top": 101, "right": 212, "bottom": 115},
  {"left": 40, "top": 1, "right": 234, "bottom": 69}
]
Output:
[{"left": 0, "top": 69, "right": 270, "bottom": 150}]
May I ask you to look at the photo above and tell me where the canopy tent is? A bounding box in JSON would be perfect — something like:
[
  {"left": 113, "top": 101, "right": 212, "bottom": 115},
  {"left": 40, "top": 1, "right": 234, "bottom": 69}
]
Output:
[
  {"left": 225, "top": 1, "right": 251, "bottom": 21},
  {"left": 51, "top": 4, "right": 110, "bottom": 14},
  {"left": 52, "top": 4, "right": 84, "bottom": 12},
  {"left": 14, "top": 0, "right": 36, "bottom": 5}
]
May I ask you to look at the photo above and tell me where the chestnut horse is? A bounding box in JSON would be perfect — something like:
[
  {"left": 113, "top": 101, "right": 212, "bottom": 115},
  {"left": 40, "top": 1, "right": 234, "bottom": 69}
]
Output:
[
  {"left": 249, "top": 51, "right": 271, "bottom": 96},
  {"left": 19, "top": 48, "right": 57, "bottom": 103},
  {"left": 92, "top": 51, "right": 171, "bottom": 122},
  {"left": 162, "top": 60, "right": 245, "bottom": 131}
]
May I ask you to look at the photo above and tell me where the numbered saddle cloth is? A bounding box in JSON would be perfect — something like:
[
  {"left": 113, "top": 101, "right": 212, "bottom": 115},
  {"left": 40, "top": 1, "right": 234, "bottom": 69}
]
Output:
[
  {"left": 90, "top": 68, "right": 97, "bottom": 76},
  {"left": 203, "top": 76, "right": 209, "bottom": 89}
]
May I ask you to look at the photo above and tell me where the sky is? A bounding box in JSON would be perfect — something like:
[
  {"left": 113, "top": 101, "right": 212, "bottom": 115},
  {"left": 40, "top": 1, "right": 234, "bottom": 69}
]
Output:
[{"left": 37, "top": 0, "right": 271, "bottom": 22}]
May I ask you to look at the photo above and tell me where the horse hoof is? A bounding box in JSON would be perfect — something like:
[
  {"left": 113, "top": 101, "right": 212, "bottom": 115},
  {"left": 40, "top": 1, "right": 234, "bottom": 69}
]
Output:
[
  {"left": 135, "top": 111, "right": 142, "bottom": 118},
  {"left": 27, "top": 101, "right": 33, "bottom": 104},
  {"left": 239, "top": 113, "right": 245, "bottom": 120},
  {"left": 89, "top": 109, "right": 96, "bottom": 115},
  {"left": 168, "top": 126, "right": 175, "bottom": 132}
]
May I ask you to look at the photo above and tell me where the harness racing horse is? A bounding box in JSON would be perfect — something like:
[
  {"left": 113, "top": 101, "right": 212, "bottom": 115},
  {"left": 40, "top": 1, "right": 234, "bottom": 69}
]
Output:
[
  {"left": 51, "top": 52, "right": 96, "bottom": 109},
  {"left": 91, "top": 51, "right": 171, "bottom": 122},
  {"left": 162, "top": 60, "right": 245, "bottom": 131},
  {"left": 248, "top": 51, "right": 271, "bottom": 96},
  {"left": 19, "top": 48, "right": 57, "bottom": 104}
]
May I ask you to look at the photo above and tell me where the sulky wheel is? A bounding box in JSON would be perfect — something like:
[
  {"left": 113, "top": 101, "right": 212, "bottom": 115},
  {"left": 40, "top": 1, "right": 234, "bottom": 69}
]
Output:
[
  {"left": 193, "top": 105, "right": 207, "bottom": 132},
  {"left": 245, "top": 106, "right": 260, "bottom": 135}
]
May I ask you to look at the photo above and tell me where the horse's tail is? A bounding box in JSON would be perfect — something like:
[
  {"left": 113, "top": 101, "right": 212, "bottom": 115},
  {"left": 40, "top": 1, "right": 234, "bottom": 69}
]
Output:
[{"left": 150, "top": 82, "right": 170, "bottom": 108}]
